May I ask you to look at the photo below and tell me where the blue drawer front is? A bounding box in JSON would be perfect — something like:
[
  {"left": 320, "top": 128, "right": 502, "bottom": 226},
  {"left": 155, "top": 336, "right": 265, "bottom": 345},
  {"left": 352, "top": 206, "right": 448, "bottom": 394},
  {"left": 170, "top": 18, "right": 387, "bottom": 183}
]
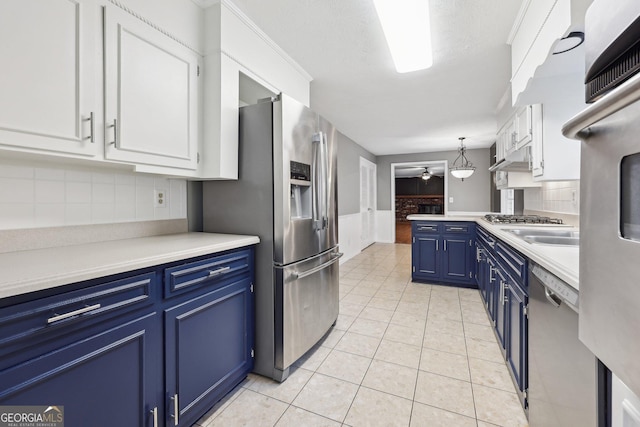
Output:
[{"left": 164, "top": 249, "right": 251, "bottom": 298}]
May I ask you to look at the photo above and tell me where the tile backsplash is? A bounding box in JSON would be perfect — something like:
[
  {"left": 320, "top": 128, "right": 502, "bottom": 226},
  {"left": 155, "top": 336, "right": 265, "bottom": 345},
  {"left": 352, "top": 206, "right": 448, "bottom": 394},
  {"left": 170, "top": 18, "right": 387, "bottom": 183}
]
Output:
[
  {"left": 524, "top": 180, "right": 580, "bottom": 215},
  {"left": 0, "top": 160, "right": 187, "bottom": 230}
]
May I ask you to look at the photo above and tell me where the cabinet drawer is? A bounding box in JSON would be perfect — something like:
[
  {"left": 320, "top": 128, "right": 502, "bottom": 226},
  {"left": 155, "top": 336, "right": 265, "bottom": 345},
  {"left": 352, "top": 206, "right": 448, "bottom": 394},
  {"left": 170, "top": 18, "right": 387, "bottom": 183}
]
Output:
[
  {"left": 164, "top": 249, "right": 251, "bottom": 298},
  {"left": 444, "top": 223, "right": 473, "bottom": 234},
  {"left": 413, "top": 222, "right": 440, "bottom": 233},
  {"left": 0, "top": 272, "right": 155, "bottom": 357},
  {"left": 477, "top": 227, "right": 496, "bottom": 250},
  {"left": 496, "top": 241, "right": 527, "bottom": 285}
]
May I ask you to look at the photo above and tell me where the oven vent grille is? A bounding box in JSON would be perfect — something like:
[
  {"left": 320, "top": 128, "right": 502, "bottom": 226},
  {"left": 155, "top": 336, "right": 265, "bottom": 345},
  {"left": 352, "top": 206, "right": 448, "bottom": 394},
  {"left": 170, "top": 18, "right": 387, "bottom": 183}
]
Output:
[{"left": 587, "top": 41, "right": 640, "bottom": 102}]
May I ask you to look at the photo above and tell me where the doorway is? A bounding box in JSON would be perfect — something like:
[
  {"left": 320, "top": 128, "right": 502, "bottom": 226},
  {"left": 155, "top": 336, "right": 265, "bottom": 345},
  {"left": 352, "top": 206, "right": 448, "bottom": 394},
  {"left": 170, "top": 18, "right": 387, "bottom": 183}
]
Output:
[
  {"left": 360, "top": 157, "right": 376, "bottom": 250},
  {"left": 391, "top": 161, "right": 448, "bottom": 244}
]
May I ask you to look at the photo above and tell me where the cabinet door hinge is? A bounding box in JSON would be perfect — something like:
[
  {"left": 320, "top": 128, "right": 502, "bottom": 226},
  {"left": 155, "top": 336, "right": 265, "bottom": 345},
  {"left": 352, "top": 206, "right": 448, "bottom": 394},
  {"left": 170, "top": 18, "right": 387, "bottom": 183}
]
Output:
[
  {"left": 197, "top": 152, "right": 200, "bottom": 164},
  {"left": 412, "top": 266, "right": 415, "bottom": 273},
  {"left": 412, "top": 237, "right": 415, "bottom": 243},
  {"left": 251, "top": 348, "right": 255, "bottom": 358},
  {"left": 250, "top": 283, "right": 254, "bottom": 293},
  {"left": 197, "top": 65, "right": 200, "bottom": 76},
  {"left": 523, "top": 305, "right": 529, "bottom": 318},
  {"left": 469, "top": 271, "right": 472, "bottom": 279}
]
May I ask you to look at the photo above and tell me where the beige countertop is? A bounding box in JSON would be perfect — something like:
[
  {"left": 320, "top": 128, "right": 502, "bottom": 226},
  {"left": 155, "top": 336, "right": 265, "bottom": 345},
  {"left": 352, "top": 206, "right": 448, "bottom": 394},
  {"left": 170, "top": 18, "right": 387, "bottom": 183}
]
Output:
[
  {"left": 406, "top": 214, "right": 579, "bottom": 290},
  {"left": 0, "top": 232, "right": 260, "bottom": 300}
]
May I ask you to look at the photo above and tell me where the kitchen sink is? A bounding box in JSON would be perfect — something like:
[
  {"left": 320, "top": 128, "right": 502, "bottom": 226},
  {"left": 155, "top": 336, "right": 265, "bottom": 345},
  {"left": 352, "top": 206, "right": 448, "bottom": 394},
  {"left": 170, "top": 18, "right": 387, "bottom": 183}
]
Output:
[
  {"left": 506, "top": 228, "right": 580, "bottom": 246},
  {"left": 507, "top": 229, "right": 579, "bottom": 238},
  {"left": 523, "top": 236, "right": 580, "bottom": 246}
]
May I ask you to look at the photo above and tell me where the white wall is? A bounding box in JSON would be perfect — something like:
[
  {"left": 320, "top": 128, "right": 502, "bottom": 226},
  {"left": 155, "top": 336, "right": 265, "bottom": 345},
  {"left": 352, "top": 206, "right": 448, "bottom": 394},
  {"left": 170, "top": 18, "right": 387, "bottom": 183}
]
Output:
[{"left": 0, "top": 159, "right": 186, "bottom": 230}]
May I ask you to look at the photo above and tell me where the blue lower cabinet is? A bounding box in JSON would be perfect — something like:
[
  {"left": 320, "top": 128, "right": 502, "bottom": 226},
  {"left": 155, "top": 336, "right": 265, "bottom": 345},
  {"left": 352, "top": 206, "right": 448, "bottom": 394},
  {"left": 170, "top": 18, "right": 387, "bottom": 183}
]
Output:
[
  {"left": 506, "top": 279, "right": 528, "bottom": 393},
  {"left": 442, "top": 236, "right": 474, "bottom": 283},
  {"left": 411, "top": 222, "right": 476, "bottom": 286},
  {"left": 493, "top": 267, "right": 508, "bottom": 351},
  {"left": 165, "top": 278, "right": 254, "bottom": 427},
  {"left": 0, "top": 312, "right": 160, "bottom": 427},
  {"left": 0, "top": 246, "right": 256, "bottom": 427},
  {"left": 412, "top": 234, "right": 440, "bottom": 280},
  {"left": 475, "top": 226, "right": 529, "bottom": 409}
]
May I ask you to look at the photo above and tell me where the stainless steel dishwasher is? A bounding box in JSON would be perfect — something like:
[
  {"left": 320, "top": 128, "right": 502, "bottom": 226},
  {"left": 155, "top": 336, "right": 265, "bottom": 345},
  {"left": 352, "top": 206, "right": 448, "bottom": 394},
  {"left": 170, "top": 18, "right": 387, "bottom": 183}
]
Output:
[{"left": 528, "top": 263, "right": 597, "bottom": 427}]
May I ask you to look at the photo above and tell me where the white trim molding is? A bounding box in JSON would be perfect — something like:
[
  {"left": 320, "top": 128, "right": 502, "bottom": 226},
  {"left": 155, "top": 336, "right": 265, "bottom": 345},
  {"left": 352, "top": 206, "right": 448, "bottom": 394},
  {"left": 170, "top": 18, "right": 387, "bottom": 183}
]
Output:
[
  {"left": 338, "top": 213, "right": 361, "bottom": 264},
  {"left": 198, "top": 0, "right": 313, "bottom": 82}
]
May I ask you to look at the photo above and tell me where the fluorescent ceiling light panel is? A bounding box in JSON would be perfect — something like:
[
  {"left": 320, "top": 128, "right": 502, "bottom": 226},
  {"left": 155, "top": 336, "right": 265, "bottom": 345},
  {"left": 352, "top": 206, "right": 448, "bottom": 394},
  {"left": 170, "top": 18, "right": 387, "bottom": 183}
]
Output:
[{"left": 373, "top": 0, "right": 433, "bottom": 73}]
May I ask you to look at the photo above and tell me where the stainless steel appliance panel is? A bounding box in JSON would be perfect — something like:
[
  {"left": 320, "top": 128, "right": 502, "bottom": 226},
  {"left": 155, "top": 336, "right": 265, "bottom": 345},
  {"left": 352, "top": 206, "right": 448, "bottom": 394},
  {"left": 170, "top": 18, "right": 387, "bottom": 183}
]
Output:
[
  {"left": 274, "top": 95, "right": 338, "bottom": 266},
  {"left": 564, "top": 75, "right": 640, "bottom": 397},
  {"left": 528, "top": 267, "right": 597, "bottom": 427},
  {"left": 274, "top": 248, "right": 340, "bottom": 371}
]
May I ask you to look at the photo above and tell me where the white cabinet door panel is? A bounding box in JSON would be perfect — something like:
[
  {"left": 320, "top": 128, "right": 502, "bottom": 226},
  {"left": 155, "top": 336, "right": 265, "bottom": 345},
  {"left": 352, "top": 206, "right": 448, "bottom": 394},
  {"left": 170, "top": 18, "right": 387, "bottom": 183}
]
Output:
[
  {"left": 104, "top": 4, "right": 199, "bottom": 170},
  {"left": 0, "top": 0, "right": 98, "bottom": 156}
]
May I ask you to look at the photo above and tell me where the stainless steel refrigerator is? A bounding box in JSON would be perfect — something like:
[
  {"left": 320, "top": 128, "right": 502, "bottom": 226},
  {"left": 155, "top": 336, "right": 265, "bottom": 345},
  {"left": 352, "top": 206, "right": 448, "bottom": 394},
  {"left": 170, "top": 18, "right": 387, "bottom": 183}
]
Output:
[{"left": 202, "top": 94, "right": 340, "bottom": 381}]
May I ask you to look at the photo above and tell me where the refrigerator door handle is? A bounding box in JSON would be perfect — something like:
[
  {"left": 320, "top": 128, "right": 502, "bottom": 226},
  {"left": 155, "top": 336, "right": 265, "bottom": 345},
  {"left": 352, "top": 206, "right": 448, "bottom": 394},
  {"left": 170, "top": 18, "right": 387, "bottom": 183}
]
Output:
[
  {"left": 321, "top": 132, "right": 330, "bottom": 229},
  {"left": 291, "top": 252, "right": 343, "bottom": 280},
  {"left": 312, "top": 132, "right": 324, "bottom": 230}
]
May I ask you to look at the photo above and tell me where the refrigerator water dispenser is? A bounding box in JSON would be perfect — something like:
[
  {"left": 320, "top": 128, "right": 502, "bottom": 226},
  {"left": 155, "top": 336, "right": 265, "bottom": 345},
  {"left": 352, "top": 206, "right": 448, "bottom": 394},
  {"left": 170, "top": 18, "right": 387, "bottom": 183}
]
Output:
[{"left": 290, "top": 161, "right": 311, "bottom": 219}]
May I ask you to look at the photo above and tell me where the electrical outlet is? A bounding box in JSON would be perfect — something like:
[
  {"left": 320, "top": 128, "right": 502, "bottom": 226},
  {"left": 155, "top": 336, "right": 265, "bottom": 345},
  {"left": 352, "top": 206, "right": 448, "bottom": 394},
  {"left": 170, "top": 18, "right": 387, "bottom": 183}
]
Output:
[
  {"left": 155, "top": 189, "right": 167, "bottom": 208},
  {"left": 571, "top": 190, "right": 577, "bottom": 205},
  {"left": 449, "top": 197, "right": 454, "bottom": 204}
]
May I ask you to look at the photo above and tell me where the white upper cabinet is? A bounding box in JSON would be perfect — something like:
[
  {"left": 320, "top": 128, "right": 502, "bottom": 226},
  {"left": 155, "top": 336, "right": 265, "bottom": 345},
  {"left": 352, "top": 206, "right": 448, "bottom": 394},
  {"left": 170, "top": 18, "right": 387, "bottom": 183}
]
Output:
[
  {"left": 509, "top": 0, "right": 591, "bottom": 105},
  {"left": 104, "top": 3, "right": 200, "bottom": 172},
  {"left": 527, "top": 75, "right": 583, "bottom": 180},
  {"left": 0, "top": 0, "right": 100, "bottom": 157},
  {"left": 514, "top": 105, "right": 534, "bottom": 149}
]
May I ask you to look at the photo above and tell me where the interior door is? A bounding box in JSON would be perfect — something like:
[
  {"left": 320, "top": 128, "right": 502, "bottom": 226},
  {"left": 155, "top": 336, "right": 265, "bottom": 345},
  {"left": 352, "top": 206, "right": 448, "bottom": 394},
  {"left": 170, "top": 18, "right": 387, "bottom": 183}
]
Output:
[{"left": 360, "top": 157, "right": 376, "bottom": 250}]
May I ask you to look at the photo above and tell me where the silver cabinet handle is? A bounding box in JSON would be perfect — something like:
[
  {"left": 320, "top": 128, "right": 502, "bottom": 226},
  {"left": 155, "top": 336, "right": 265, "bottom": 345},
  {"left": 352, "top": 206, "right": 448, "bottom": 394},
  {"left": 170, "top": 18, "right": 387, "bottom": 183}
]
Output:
[
  {"left": 448, "top": 227, "right": 464, "bottom": 231},
  {"left": 84, "top": 112, "right": 95, "bottom": 143},
  {"left": 436, "top": 240, "right": 439, "bottom": 251},
  {"left": 292, "top": 253, "right": 343, "bottom": 280},
  {"left": 418, "top": 226, "right": 436, "bottom": 231},
  {"left": 208, "top": 266, "right": 231, "bottom": 277},
  {"left": 171, "top": 394, "right": 179, "bottom": 426},
  {"left": 47, "top": 303, "right": 101, "bottom": 324},
  {"left": 502, "top": 283, "right": 509, "bottom": 306},
  {"left": 150, "top": 407, "right": 158, "bottom": 427},
  {"left": 444, "top": 240, "right": 447, "bottom": 251},
  {"left": 108, "top": 119, "right": 118, "bottom": 146}
]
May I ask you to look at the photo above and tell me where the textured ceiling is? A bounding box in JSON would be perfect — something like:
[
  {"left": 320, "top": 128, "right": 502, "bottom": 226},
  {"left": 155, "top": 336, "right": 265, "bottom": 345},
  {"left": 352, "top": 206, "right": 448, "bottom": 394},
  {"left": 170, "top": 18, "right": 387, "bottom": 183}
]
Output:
[{"left": 227, "top": 0, "right": 522, "bottom": 155}]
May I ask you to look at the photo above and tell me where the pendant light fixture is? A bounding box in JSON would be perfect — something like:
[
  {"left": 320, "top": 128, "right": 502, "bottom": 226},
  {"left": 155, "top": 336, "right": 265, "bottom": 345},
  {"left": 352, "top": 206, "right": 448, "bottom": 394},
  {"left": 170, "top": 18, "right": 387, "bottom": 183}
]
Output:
[
  {"left": 421, "top": 169, "right": 431, "bottom": 180},
  {"left": 450, "top": 137, "right": 475, "bottom": 181}
]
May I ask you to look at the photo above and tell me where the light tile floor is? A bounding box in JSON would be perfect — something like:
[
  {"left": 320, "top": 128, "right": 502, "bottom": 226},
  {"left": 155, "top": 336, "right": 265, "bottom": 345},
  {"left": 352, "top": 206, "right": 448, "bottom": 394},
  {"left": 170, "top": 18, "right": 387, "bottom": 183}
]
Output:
[{"left": 196, "top": 243, "right": 529, "bottom": 427}]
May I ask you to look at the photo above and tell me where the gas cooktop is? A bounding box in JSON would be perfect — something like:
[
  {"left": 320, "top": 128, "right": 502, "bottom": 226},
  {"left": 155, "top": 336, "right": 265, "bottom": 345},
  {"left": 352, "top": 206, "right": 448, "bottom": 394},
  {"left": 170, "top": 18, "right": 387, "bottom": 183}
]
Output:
[{"left": 483, "top": 214, "right": 563, "bottom": 225}]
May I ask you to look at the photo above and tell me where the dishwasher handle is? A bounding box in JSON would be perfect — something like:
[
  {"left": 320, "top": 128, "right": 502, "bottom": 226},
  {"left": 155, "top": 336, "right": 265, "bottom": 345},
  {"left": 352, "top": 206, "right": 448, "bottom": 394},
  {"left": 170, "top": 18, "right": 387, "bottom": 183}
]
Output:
[{"left": 544, "top": 286, "right": 563, "bottom": 308}]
